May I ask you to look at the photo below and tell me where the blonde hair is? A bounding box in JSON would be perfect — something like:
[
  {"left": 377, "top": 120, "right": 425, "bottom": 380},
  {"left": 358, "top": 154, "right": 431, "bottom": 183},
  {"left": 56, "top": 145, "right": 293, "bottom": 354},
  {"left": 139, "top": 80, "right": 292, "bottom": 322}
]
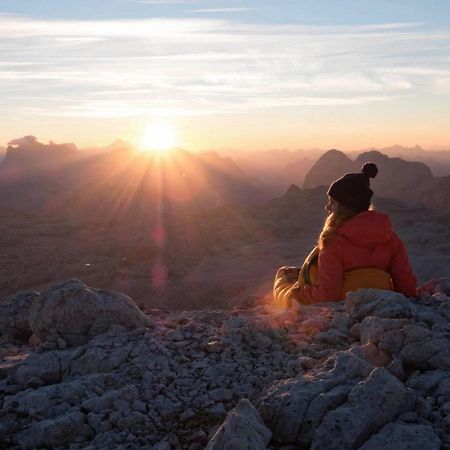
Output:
[{"left": 318, "top": 202, "right": 357, "bottom": 250}]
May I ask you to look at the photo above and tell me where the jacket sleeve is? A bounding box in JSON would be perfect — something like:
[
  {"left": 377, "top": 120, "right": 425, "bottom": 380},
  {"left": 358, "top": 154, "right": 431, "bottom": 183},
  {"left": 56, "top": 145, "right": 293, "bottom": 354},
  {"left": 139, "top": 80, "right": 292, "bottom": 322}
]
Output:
[
  {"left": 389, "top": 232, "right": 418, "bottom": 297},
  {"left": 295, "top": 240, "right": 344, "bottom": 304}
]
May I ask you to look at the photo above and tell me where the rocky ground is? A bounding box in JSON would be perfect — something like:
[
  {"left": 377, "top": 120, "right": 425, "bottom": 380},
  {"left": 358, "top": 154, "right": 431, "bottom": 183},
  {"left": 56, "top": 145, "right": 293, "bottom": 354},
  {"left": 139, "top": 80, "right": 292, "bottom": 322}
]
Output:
[{"left": 1, "top": 278, "right": 450, "bottom": 449}]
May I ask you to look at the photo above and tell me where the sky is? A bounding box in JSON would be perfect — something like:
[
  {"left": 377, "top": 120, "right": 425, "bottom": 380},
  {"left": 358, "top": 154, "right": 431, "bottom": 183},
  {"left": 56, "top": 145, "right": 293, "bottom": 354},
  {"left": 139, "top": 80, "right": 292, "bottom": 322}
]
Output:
[{"left": 1, "top": 0, "right": 450, "bottom": 151}]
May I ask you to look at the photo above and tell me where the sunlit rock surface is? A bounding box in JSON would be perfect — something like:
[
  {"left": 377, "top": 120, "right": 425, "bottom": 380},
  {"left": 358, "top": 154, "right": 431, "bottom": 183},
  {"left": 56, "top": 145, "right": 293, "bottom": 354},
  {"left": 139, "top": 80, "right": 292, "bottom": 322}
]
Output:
[
  {"left": 0, "top": 279, "right": 449, "bottom": 449},
  {"left": 29, "top": 279, "right": 154, "bottom": 347}
]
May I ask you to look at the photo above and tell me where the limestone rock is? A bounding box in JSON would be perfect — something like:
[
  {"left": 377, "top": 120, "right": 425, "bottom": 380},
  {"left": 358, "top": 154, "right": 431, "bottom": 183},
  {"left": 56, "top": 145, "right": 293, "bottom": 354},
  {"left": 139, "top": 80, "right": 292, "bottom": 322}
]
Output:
[
  {"left": 9, "top": 348, "right": 78, "bottom": 387},
  {"left": 359, "top": 423, "right": 441, "bottom": 450},
  {"left": 399, "top": 325, "right": 450, "bottom": 370},
  {"left": 16, "top": 410, "right": 90, "bottom": 449},
  {"left": 360, "top": 316, "right": 410, "bottom": 345},
  {"left": 29, "top": 279, "right": 153, "bottom": 346},
  {"left": 2, "top": 282, "right": 450, "bottom": 449},
  {"left": 311, "top": 368, "right": 415, "bottom": 450},
  {"left": 258, "top": 350, "right": 373, "bottom": 444},
  {"left": 0, "top": 291, "right": 38, "bottom": 340},
  {"left": 206, "top": 399, "right": 271, "bottom": 450},
  {"left": 345, "top": 290, "right": 417, "bottom": 322}
]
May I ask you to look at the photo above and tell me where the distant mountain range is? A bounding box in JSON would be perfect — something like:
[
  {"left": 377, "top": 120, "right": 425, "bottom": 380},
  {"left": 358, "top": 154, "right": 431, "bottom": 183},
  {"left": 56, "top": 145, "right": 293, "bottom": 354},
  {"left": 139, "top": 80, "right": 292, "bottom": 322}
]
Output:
[
  {"left": 304, "top": 149, "right": 450, "bottom": 211},
  {"left": 0, "top": 137, "right": 269, "bottom": 221},
  {"left": 224, "top": 145, "right": 450, "bottom": 195},
  {"left": 353, "top": 145, "right": 450, "bottom": 177},
  {"left": 1, "top": 137, "right": 450, "bottom": 218}
]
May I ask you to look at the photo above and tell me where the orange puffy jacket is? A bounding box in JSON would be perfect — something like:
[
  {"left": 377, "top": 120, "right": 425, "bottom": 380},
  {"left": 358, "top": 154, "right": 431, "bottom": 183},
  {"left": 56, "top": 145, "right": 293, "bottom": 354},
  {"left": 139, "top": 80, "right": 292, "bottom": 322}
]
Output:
[{"left": 296, "top": 210, "right": 417, "bottom": 304}]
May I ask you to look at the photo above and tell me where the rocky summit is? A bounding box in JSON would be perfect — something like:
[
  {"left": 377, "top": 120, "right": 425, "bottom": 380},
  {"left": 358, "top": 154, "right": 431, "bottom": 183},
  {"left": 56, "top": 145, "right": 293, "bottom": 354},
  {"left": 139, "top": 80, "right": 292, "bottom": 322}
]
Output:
[{"left": 1, "top": 279, "right": 450, "bottom": 449}]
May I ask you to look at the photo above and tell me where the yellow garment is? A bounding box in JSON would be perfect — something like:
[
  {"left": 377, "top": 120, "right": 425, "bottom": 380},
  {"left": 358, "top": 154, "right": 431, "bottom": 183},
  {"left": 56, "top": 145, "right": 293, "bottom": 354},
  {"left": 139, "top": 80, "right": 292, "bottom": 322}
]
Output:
[
  {"left": 342, "top": 268, "right": 393, "bottom": 297},
  {"left": 273, "top": 247, "right": 394, "bottom": 307},
  {"left": 300, "top": 265, "right": 393, "bottom": 298}
]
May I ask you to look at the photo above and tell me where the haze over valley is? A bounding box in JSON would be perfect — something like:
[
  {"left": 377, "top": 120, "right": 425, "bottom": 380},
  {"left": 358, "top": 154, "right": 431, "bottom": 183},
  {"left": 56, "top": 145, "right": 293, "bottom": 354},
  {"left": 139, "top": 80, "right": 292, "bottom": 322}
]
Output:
[{"left": 1, "top": 136, "right": 449, "bottom": 309}]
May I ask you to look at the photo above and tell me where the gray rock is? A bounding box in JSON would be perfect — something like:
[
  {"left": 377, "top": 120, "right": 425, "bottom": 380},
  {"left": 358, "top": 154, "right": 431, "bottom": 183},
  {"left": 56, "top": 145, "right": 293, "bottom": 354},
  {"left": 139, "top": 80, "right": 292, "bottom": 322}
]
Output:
[
  {"left": 116, "top": 411, "right": 145, "bottom": 430},
  {"left": 9, "top": 348, "right": 78, "bottom": 387},
  {"left": 438, "top": 300, "right": 450, "bottom": 322},
  {"left": 0, "top": 291, "right": 39, "bottom": 340},
  {"left": 180, "top": 408, "right": 195, "bottom": 422},
  {"left": 81, "top": 389, "right": 122, "bottom": 413},
  {"left": 206, "top": 403, "right": 226, "bottom": 417},
  {"left": 359, "top": 422, "right": 441, "bottom": 450},
  {"left": 209, "top": 388, "right": 233, "bottom": 402},
  {"left": 29, "top": 279, "right": 153, "bottom": 346},
  {"left": 259, "top": 349, "right": 373, "bottom": 444},
  {"left": 2, "top": 279, "right": 450, "bottom": 450},
  {"left": 420, "top": 278, "right": 450, "bottom": 296},
  {"left": 378, "top": 328, "right": 405, "bottom": 357},
  {"left": 311, "top": 368, "right": 416, "bottom": 450},
  {"left": 154, "top": 397, "right": 182, "bottom": 420},
  {"left": 345, "top": 290, "right": 417, "bottom": 322},
  {"left": 206, "top": 399, "right": 271, "bottom": 450},
  {"left": 387, "top": 357, "right": 406, "bottom": 381},
  {"left": 400, "top": 325, "right": 450, "bottom": 369},
  {"left": 154, "top": 441, "right": 171, "bottom": 450},
  {"left": 329, "top": 312, "right": 352, "bottom": 332},
  {"left": 16, "top": 410, "right": 91, "bottom": 449},
  {"left": 70, "top": 346, "right": 133, "bottom": 376},
  {"left": 298, "top": 383, "right": 354, "bottom": 447},
  {"left": 360, "top": 317, "right": 409, "bottom": 345},
  {"left": 406, "top": 370, "right": 449, "bottom": 397},
  {"left": 3, "top": 389, "right": 56, "bottom": 419}
]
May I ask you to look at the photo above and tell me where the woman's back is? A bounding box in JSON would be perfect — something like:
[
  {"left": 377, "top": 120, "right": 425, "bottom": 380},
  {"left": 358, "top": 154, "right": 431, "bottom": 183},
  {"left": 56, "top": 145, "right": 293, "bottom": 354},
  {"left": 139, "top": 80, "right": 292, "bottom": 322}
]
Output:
[
  {"left": 274, "top": 162, "right": 417, "bottom": 306},
  {"left": 322, "top": 210, "right": 417, "bottom": 297},
  {"left": 331, "top": 210, "right": 394, "bottom": 269}
]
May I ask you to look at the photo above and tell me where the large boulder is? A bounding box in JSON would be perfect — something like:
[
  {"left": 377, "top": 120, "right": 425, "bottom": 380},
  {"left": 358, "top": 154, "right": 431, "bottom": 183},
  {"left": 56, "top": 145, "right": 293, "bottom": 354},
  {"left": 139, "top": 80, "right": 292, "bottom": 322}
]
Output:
[
  {"left": 0, "top": 291, "right": 39, "bottom": 340},
  {"left": 311, "top": 368, "right": 416, "bottom": 449},
  {"left": 345, "top": 289, "right": 417, "bottom": 322},
  {"left": 206, "top": 399, "right": 272, "bottom": 450},
  {"left": 29, "top": 279, "right": 153, "bottom": 346},
  {"left": 258, "top": 349, "right": 374, "bottom": 445}
]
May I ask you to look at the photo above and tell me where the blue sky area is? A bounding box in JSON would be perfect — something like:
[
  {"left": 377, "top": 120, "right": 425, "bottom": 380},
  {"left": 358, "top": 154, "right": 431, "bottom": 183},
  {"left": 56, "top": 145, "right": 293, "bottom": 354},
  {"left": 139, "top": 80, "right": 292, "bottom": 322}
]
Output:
[{"left": 0, "top": 0, "right": 449, "bottom": 26}]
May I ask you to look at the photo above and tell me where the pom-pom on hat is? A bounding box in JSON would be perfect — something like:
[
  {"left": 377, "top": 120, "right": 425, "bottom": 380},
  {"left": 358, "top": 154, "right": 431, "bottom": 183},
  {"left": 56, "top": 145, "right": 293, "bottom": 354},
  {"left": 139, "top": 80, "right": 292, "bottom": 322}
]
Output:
[{"left": 327, "top": 162, "right": 378, "bottom": 212}]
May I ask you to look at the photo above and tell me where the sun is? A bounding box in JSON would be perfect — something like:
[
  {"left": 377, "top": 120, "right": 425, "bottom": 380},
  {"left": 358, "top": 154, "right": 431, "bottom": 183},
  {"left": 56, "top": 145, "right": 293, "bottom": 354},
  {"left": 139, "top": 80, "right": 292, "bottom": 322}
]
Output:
[{"left": 140, "top": 121, "right": 177, "bottom": 153}]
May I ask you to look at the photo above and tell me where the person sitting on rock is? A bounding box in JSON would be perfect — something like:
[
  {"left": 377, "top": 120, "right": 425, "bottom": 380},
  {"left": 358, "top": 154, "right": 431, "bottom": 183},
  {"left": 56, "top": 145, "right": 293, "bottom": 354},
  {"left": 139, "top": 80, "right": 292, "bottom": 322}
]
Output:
[{"left": 273, "top": 162, "right": 417, "bottom": 307}]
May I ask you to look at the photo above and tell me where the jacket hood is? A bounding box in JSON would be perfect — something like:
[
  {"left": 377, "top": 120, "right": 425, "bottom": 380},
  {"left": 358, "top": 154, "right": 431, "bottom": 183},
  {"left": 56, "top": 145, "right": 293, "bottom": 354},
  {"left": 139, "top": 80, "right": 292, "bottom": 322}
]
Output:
[{"left": 335, "top": 210, "right": 393, "bottom": 248}]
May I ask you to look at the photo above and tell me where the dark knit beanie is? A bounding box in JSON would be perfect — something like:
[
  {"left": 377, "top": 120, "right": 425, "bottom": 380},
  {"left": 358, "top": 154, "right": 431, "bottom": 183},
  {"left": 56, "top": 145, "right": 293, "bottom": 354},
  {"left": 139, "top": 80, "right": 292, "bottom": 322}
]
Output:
[{"left": 327, "top": 162, "right": 378, "bottom": 212}]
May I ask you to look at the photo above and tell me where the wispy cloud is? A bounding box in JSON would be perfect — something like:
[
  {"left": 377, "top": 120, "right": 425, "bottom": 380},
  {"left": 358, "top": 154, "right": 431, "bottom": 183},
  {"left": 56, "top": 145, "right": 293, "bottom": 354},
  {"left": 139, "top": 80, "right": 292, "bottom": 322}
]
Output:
[
  {"left": 0, "top": 14, "right": 449, "bottom": 120},
  {"left": 189, "top": 8, "right": 254, "bottom": 13},
  {"left": 135, "top": 0, "right": 206, "bottom": 4}
]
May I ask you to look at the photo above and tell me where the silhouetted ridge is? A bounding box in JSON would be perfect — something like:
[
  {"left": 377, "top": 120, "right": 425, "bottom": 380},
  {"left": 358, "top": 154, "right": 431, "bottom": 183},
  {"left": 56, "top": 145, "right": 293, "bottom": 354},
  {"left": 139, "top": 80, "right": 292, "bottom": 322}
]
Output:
[
  {"left": 284, "top": 184, "right": 302, "bottom": 197},
  {"left": 303, "top": 149, "right": 352, "bottom": 189}
]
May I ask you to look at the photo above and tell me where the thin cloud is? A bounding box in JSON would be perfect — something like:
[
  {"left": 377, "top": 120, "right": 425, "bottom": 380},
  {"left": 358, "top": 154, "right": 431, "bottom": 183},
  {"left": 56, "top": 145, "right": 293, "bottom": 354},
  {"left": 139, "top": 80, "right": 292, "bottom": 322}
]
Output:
[
  {"left": 0, "top": 14, "right": 449, "bottom": 119},
  {"left": 189, "top": 8, "right": 254, "bottom": 13},
  {"left": 135, "top": 0, "right": 206, "bottom": 4}
]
